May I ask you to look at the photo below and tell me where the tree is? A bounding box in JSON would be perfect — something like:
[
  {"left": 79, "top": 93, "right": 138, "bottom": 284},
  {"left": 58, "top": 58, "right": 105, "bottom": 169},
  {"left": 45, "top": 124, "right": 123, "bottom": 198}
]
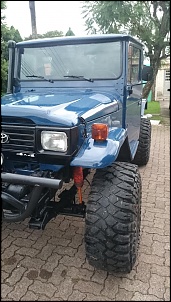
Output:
[
  {"left": 82, "top": 1, "right": 170, "bottom": 99},
  {"left": 1, "top": 1, "right": 22, "bottom": 94},
  {"left": 65, "top": 27, "right": 75, "bottom": 36},
  {"left": 24, "top": 30, "right": 64, "bottom": 40},
  {"left": 1, "top": 0, "right": 6, "bottom": 19}
]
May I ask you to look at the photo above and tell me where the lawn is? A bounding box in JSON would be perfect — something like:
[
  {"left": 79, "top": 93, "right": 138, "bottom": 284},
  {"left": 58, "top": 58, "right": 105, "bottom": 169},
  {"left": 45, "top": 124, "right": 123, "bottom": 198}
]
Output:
[
  {"left": 144, "top": 100, "right": 163, "bottom": 122},
  {"left": 144, "top": 101, "right": 160, "bottom": 115},
  {"left": 148, "top": 115, "right": 161, "bottom": 120}
]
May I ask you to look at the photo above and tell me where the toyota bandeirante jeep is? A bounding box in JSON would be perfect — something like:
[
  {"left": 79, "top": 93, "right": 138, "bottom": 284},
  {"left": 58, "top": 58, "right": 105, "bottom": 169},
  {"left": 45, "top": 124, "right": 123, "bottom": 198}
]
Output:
[{"left": 1, "top": 34, "right": 152, "bottom": 273}]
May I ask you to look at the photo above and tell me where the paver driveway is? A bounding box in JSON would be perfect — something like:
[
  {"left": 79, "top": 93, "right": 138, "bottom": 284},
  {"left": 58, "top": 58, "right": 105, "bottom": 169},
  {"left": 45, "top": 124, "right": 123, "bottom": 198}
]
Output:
[{"left": 1, "top": 121, "right": 170, "bottom": 301}]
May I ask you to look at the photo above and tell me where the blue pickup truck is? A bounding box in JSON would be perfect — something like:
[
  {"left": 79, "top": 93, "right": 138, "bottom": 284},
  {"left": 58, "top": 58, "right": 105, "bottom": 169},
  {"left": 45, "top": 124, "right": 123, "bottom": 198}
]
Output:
[{"left": 1, "top": 34, "right": 152, "bottom": 273}]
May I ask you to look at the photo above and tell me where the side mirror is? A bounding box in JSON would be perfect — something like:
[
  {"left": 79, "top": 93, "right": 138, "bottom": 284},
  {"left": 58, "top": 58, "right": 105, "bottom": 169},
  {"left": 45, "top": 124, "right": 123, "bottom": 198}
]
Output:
[{"left": 142, "top": 65, "right": 153, "bottom": 82}]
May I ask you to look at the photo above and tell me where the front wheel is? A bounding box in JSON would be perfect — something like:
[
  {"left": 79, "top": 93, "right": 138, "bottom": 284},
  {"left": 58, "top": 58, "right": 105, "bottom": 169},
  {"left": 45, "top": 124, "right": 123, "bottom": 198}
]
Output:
[{"left": 85, "top": 162, "right": 142, "bottom": 273}]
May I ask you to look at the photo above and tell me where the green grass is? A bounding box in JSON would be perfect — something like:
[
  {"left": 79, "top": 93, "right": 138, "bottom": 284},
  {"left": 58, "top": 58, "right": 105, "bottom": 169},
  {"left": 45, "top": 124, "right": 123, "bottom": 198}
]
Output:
[
  {"left": 144, "top": 101, "right": 160, "bottom": 115},
  {"left": 144, "top": 100, "right": 164, "bottom": 124},
  {"left": 148, "top": 115, "right": 161, "bottom": 120}
]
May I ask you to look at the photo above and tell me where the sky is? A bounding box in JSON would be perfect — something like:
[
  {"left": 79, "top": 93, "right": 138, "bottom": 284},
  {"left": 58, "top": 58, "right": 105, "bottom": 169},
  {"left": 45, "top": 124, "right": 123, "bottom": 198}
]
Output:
[{"left": 5, "top": 1, "right": 87, "bottom": 38}]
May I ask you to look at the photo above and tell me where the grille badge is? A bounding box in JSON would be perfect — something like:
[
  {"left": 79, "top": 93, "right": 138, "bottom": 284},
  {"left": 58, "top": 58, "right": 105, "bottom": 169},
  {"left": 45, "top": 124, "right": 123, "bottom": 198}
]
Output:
[{"left": 1, "top": 132, "right": 9, "bottom": 144}]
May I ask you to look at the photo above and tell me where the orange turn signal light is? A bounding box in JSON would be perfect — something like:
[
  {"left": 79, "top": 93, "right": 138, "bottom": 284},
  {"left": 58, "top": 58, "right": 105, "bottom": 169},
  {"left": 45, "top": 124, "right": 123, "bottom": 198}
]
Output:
[{"left": 92, "top": 123, "right": 108, "bottom": 141}]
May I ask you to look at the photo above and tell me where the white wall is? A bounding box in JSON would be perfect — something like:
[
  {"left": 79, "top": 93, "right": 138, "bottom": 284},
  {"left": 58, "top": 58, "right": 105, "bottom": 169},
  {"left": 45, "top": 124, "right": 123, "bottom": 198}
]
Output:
[
  {"left": 155, "top": 69, "right": 164, "bottom": 99},
  {"left": 155, "top": 68, "right": 170, "bottom": 100}
]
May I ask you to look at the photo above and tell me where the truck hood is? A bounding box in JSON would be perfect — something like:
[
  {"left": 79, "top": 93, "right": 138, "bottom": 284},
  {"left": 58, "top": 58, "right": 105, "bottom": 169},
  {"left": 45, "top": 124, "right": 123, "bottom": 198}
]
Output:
[{"left": 1, "top": 90, "right": 121, "bottom": 127}]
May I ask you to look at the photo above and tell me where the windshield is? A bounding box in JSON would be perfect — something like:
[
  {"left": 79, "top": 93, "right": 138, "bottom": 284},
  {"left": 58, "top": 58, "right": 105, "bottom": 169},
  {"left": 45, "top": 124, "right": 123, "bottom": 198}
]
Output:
[{"left": 18, "top": 41, "right": 122, "bottom": 81}]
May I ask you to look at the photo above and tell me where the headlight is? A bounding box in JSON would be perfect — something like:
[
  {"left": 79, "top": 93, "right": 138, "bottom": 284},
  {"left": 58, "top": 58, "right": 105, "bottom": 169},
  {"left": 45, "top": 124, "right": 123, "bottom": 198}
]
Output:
[
  {"left": 41, "top": 131, "right": 67, "bottom": 152},
  {"left": 1, "top": 153, "right": 4, "bottom": 165}
]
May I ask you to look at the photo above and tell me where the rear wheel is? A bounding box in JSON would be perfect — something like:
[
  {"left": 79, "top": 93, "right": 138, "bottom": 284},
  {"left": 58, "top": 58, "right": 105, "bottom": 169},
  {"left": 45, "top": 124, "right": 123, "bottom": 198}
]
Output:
[
  {"left": 85, "top": 162, "right": 141, "bottom": 273},
  {"left": 132, "top": 118, "right": 151, "bottom": 166}
]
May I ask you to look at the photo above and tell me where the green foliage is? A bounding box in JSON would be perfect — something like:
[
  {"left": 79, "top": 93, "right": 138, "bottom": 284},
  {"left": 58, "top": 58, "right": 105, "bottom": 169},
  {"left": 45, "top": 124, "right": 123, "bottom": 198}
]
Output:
[
  {"left": 65, "top": 27, "right": 75, "bottom": 36},
  {"left": 145, "top": 101, "right": 160, "bottom": 115},
  {"left": 82, "top": 1, "right": 170, "bottom": 98},
  {"left": 1, "top": 0, "right": 6, "bottom": 21},
  {"left": 1, "top": 2, "right": 22, "bottom": 94},
  {"left": 24, "top": 30, "right": 64, "bottom": 40},
  {"left": 1, "top": 1, "right": 6, "bottom": 9}
]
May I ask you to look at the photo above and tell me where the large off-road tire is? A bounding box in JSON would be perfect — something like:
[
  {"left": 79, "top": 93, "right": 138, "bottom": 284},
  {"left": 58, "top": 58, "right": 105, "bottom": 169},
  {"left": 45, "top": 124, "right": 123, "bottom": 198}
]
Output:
[
  {"left": 85, "top": 162, "right": 141, "bottom": 273},
  {"left": 132, "top": 118, "right": 151, "bottom": 166}
]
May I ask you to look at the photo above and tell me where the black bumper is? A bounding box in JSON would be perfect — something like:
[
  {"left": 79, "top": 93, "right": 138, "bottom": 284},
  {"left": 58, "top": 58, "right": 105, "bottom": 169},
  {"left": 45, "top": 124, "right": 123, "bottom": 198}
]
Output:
[{"left": 1, "top": 172, "right": 63, "bottom": 189}]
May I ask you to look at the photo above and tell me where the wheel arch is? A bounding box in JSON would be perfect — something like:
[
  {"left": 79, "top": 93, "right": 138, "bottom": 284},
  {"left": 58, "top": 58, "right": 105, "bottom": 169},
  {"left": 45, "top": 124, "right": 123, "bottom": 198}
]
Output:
[
  {"left": 116, "top": 136, "right": 132, "bottom": 162},
  {"left": 71, "top": 128, "right": 131, "bottom": 168}
]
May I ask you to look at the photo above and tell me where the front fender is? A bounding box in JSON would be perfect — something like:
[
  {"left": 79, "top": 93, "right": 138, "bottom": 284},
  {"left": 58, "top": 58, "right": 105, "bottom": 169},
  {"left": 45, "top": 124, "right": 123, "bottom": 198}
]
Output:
[{"left": 71, "top": 128, "right": 127, "bottom": 168}]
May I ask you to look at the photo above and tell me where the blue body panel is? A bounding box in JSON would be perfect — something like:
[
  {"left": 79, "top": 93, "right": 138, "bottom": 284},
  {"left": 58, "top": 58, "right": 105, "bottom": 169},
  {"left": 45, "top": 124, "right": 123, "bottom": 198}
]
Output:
[
  {"left": 1, "top": 88, "right": 121, "bottom": 127},
  {"left": 71, "top": 128, "right": 127, "bottom": 168},
  {"left": 1, "top": 34, "right": 144, "bottom": 171},
  {"left": 16, "top": 34, "right": 143, "bottom": 48},
  {"left": 2, "top": 87, "right": 123, "bottom": 169}
]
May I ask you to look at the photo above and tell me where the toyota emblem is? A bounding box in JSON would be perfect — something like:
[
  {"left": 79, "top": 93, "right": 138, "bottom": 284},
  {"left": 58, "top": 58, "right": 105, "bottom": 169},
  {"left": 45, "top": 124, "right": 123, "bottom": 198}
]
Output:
[{"left": 1, "top": 132, "right": 9, "bottom": 144}]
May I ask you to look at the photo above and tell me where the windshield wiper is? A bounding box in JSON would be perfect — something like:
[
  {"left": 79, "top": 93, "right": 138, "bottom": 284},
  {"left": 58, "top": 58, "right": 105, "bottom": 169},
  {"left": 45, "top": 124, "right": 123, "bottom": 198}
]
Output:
[
  {"left": 26, "top": 75, "right": 54, "bottom": 83},
  {"left": 64, "top": 75, "right": 94, "bottom": 83}
]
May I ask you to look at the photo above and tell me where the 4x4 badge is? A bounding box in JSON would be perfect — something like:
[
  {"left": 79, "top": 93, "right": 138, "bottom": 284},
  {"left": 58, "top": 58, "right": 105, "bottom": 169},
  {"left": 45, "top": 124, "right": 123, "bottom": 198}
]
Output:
[{"left": 1, "top": 133, "right": 9, "bottom": 144}]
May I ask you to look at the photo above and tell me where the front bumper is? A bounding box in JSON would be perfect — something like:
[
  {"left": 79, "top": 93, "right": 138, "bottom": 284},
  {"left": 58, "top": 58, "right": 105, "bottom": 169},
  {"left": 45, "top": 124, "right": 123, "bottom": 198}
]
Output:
[{"left": 1, "top": 172, "right": 63, "bottom": 189}]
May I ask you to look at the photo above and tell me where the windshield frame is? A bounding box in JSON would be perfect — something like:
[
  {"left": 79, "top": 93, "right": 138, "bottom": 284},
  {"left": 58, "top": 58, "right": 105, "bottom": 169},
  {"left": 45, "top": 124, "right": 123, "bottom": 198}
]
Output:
[{"left": 15, "top": 40, "right": 123, "bottom": 83}]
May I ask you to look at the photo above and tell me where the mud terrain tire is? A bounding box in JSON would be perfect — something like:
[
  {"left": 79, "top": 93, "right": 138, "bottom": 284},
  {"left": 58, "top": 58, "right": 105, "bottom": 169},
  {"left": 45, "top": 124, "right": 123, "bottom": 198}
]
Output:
[
  {"left": 85, "top": 162, "right": 142, "bottom": 273},
  {"left": 132, "top": 118, "right": 151, "bottom": 166}
]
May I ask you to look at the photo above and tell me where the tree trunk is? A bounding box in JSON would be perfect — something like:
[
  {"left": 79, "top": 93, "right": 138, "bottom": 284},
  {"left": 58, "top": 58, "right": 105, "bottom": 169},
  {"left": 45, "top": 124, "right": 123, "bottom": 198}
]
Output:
[
  {"left": 29, "top": 1, "right": 37, "bottom": 39},
  {"left": 142, "top": 53, "right": 161, "bottom": 99},
  {"left": 142, "top": 81, "right": 153, "bottom": 99},
  {"left": 151, "top": 83, "right": 155, "bottom": 101}
]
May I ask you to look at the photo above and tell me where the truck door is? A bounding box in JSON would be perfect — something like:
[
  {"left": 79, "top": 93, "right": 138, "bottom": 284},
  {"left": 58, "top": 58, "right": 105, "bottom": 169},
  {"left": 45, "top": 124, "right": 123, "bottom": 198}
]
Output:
[{"left": 126, "top": 43, "right": 142, "bottom": 153}]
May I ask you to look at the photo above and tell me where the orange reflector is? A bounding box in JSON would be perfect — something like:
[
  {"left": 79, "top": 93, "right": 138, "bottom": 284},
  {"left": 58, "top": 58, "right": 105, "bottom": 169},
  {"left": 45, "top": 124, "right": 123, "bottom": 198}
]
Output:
[
  {"left": 77, "top": 187, "right": 83, "bottom": 204},
  {"left": 73, "top": 167, "right": 83, "bottom": 188},
  {"left": 92, "top": 123, "right": 108, "bottom": 141}
]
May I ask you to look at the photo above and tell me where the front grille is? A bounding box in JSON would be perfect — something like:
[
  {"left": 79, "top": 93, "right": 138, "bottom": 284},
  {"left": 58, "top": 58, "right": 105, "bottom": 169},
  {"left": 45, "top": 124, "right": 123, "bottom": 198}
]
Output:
[{"left": 1, "top": 125, "right": 35, "bottom": 153}]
